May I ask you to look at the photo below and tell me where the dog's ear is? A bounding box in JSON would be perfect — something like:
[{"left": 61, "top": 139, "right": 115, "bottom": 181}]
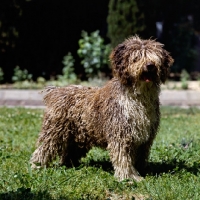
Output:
[
  {"left": 110, "top": 44, "right": 134, "bottom": 85},
  {"left": 160, "top": 50, "right": 174, "bottom": 83}
]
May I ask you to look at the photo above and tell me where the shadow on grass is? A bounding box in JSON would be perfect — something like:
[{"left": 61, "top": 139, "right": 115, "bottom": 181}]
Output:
[
  {"left": 0, "top": 187, "right": 70, "bottom": 200},
  {"left": 146, "top": 159, "right": 199, "bottom": 176},
  {"left": 80, "top": 160, "right": 114, "bottom": 172},
  {"left": 81, "top": 158, "right": 199, "bottom": 178}
]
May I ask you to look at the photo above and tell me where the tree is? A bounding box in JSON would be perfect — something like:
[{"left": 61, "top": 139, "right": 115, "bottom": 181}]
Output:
[
  {"left": 0, "top": 0, "right": 21, "bottom": 53},
  {"left": 107, "top": 0, "right": 145, "bottom": 47},
  {"left": 159, "top": 0, "right": 199, "bottom": 73},
  {"left": 0, "top": 0, "right": 23, "bottom": 81}
]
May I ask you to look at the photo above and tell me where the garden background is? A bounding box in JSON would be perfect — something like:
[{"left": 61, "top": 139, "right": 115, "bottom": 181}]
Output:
[{"left": 1, "top": 0, "right": 200, "bottom": 85}]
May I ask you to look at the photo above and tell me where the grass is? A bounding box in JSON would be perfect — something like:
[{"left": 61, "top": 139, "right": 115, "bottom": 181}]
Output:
[{"left": 0, "top": 107, "right": 199, "bottom": 200}]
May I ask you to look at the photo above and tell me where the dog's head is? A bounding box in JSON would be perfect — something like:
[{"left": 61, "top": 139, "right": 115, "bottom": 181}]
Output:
[{"left": 110, "top": 36, "right": 174, "bottom": 85}]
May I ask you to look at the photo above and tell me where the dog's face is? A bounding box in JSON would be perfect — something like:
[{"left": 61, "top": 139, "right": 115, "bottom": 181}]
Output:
[{"left": 110, "top": 36, "right": 174, "bottom": 85}]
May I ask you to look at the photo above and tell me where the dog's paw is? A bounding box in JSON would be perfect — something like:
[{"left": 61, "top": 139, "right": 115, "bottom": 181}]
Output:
[{"left": 30, "top": 162, "right": 42, "bottom": 169}]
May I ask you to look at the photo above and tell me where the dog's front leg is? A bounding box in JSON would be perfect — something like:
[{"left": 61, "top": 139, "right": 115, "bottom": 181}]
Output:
[
  {"left": 107, "top": 142, "right": 142, "bottom": 182},
  {"left": 135, "top": 139, "right": 154, "bottom": 175}
]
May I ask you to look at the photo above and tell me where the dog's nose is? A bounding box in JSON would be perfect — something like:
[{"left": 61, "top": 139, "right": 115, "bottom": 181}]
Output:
[{"left": 146, "top": 63, "right": 156, "bottom": 71}]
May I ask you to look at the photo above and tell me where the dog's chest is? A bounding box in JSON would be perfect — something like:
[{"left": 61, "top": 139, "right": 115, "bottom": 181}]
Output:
[{"left": 119, "top": 93, "right": 158, "bottom": 143}]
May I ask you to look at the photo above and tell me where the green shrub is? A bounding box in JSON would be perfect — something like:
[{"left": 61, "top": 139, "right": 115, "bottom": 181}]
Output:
[
  {"left": 77, "top": 30, "right": 111, "bottom": 78},
  {"left": 0, "top": 67, "right": 4, "bottom": 82},
  {"left": 180, "top": 69, "right": 190, "bottom": 89},
  {"left": 37, "top": 77, "right": 46, "bottom": 84},
  {"left": 57, "top": 52, "right": 77, "bottom": 84},
  {"left": 12, "top": 66, "right": 32, "bottom": 82}
]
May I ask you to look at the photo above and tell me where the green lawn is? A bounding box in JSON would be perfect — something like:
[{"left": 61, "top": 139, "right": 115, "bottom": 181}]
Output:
[{"left": 0, "top": 107, "right": 199, "bottom": 200}]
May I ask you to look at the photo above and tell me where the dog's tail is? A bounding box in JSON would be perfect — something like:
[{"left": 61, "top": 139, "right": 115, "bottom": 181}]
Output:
[
  {"left": 40, "top": 86, "right": 57, "bottom": 94},
  {"left": 40, "top": 86, "right": 58, "bottom": 107}
]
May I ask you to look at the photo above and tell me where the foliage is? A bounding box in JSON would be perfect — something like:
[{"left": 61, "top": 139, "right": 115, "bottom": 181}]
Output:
[
  {"left": 2, "top": 1, "right": 200, "bottom": 82},
  {"left": 0, "top": 107, "right": 200, "bottom": 199},
  {"left": 57, "top": 52, "right": 77, "bottom": 84},
  {"left": 0, "top": 67, "right": 4, "bottom": 82},
  {"left": 180, "top": 69, "right": 190, "bottom": 89},
  {"left": 107, "top": 0, "right": 145, "bottom": 47},
  {"left": 77, "top": 30, "right": 111, "bottom": 78},
  {"left": 36, "top": 77, "right": 46, "bottom": 84},
  {"left": 12, "top": 66, "right": 32, "bottom": 82}
]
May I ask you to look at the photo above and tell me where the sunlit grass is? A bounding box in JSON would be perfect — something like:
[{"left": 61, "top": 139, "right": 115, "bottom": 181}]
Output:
[{"left": 0, "top": 107, "right": 199, "bottom": 199}]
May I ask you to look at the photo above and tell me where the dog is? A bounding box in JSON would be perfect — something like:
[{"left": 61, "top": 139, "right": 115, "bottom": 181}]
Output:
[{"left": 30, "top": 36, "right": 174, "bottom": 181}]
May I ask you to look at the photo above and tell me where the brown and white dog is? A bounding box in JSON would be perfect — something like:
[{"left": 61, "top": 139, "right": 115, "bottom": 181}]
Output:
[{"left": 30, "top": 36, "right": 174, "bottom": 181}]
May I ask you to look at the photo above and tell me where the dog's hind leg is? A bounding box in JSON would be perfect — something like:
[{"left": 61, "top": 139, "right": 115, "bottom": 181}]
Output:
[
  {"left": 30, "top": 139, "right": 59, "bottom": 168},
  {"left": 59, "top": 141, "right": 87, "bottom": 167},
  {"left": 30, "top": 122, "right": 71, "bottom": 168}
]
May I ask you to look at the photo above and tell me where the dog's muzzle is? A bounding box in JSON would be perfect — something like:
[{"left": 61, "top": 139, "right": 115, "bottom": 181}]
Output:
[{"left": 141, "top": 63, "right": 157, "bottom": 82}]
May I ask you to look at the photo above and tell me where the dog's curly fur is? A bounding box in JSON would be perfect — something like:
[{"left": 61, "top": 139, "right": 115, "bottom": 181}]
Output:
[{"left": 30, "top": 36, "right": 174, "bottom": 181}]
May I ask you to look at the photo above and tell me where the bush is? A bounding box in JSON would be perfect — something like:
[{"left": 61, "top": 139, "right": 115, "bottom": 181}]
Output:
[
  {"left": 57, "top": 52, "right": 77, "bottom": 84},
  {"left": 12, "top": 66, "right": 32, "bottom": 82},
  {"left": 0, "top": 67, "right": 4, "bottom": 82},
  {"left": 180, "top": 69, "right": 190, "bottom": 89},
  {"left": 77, "top": 30, "right": 111, "bottom": 78}
]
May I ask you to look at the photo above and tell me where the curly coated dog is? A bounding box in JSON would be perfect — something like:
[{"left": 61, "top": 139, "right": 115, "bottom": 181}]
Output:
[{"left": 30, "top": 36, "right": 174, "bottom": 181}]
